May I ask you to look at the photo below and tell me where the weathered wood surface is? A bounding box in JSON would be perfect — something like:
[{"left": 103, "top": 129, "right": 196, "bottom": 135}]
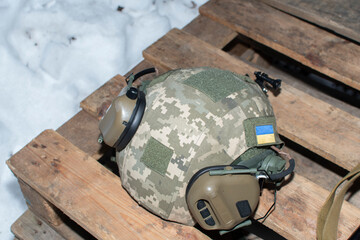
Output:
[
  {"left": 183, "top": 15, "right": 237, "bottom": 49},
  {"left": 56, "top": 110, "right": 104, "bottom": 160},
  {"left": 18, "top": 180, "right": 62, "bottom": 227},
  {"left": 11, "top": 210, "right": 67, "bottom": 240},
  {"left": 11, "top": 210, "right": 88, "bottom": 240},
  {"left": 143, "top": 28, "right": 360, "bottom": 171},
  {"left": 199, "top": 0, "right": 360, "bottom": 91},
  {"left": 80, "top": 74, "right": 126, "bottom": 120},
  {"left": 258, "top": 173, "right": 360, "bottom": 240},
  {"left": 270, "top": 82, "right": 360, "bottom": 170},
  {"left": 7, "top": 130, "right": 209, "bottom": 240},
  {"left": 261, "top": 0, "right": 360, "bottom": 43}
]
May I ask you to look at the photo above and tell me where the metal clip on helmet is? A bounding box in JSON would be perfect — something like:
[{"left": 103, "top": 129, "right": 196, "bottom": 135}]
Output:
[{"left": 99, "top": 67, "right": 295, "bottom": 233}]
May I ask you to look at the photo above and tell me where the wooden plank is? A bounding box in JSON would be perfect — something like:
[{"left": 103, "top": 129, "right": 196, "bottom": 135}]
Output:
[
  {"left": 199, "top": 0, "right": 360, "bottom": 91},
  {"left": 12, "top": 210, "right": 67, "bottom": 240},
  {"left": 11, "top": 210, "right": 89, "bottom": 240},
  {"left": 182, "top": 15, "right": 237, "bottom": 49},
  {"left": 269, "top": 82, "right": 360, "bottom": 170},
  {"left": 143, "top": 28, "right": 256, "bottom": 76},
  {"left": 80, "top": 74, "right": 126, "bottom": 120},
  {"left": 143, "top": 28, "right": 360, "bottom": 171},
  {"left": 56, "top": 110, "right": 104, "bottom": 160},
  {"left": 7, "top": 130, "right": 209, "bottom": 240},
  {"left": 261, "top": 0, "right": 360, "bottom": 43},
  {"left": 18, "top": 180, "right": 62, "bottom": 227}
]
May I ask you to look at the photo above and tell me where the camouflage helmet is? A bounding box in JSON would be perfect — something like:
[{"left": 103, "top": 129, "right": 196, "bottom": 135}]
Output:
[{"left": 114, "top": 67, "right": 284, "bottom": 225}]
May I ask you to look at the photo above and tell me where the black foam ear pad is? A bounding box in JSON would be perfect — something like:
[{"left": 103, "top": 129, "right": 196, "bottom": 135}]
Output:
[{"left": 114, "top": 90, "right": 146, "bottom": 152}]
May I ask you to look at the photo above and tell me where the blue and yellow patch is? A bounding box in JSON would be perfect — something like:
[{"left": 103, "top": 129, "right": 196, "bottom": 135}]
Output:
[{"left": 255, "top": 125, "right": 276, "bottom": 145}]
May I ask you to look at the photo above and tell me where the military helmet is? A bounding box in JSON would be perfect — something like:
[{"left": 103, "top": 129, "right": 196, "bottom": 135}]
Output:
[{"left": 99, "top": 67, "right": 294, "bottom": 231}]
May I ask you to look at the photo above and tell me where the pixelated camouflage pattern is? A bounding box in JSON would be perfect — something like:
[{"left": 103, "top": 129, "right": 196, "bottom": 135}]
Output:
[{"left": 116, "top": 67, "right": 280, "bottom": 225}]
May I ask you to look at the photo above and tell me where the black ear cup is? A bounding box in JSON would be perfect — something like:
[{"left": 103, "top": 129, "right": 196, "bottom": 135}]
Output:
[{"left": 114, "top": 89, "right": 146, "bottom": 152}]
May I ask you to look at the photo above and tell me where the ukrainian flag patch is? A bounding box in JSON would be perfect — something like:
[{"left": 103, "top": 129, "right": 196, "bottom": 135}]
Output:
[{"left": 256, "top": 125, "right": 276, "bottom": 145}]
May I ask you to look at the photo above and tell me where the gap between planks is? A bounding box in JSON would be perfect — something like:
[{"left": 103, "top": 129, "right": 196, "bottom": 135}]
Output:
[
  {"left": 199, "top": 0, "right": 360, "bottom": 91},
  {"left": 11, "top": 209, "right": 88, "bottom": 240},
  {"left": 261, "top": 0, "right": 360, "bottom": 43}
]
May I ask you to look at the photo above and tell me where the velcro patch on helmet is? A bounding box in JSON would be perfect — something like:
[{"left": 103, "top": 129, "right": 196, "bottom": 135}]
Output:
[
  {"left": 243, "top": 116, "right": 283, "bottom": 147},
  {"left": 140, "top": 137, "right": 173, "bottom": 175},
  {"left": 183, "top": 68, "right": 245, "bottom": 102}
]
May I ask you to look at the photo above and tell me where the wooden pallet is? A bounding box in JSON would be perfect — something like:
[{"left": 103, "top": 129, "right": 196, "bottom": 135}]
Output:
[{"left": 7, "top": 1, "right": 360, "bottom": 239}]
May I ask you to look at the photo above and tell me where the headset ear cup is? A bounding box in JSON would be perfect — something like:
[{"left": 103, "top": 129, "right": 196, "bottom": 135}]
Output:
[
  {"left": 186, "top": 166, "right": 260, "bottom": 230},
  {"left": 114, "top": 90, "right": 146, "bottom": 152},
  {"left": 99, "top": 68, "right": 155, "bottom": 150}
]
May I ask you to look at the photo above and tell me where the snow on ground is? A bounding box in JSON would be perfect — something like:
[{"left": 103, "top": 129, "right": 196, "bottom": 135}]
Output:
[{"left": 0, "top": 0, "right": 207, "bottom": 238}]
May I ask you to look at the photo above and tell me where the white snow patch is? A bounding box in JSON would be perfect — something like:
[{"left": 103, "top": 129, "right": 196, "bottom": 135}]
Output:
[{"left": 0, "top": 0, "right": 207, "bottom": 239}]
